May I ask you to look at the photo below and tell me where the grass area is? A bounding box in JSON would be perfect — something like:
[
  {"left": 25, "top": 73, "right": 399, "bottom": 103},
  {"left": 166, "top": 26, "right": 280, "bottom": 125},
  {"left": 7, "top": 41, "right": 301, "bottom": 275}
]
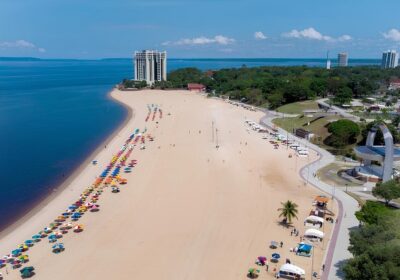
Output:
[
  {"left": 316, "top": 163, "right": 364, "bottom": 187},
  {"left": 276, "top": 100, "right": 319, "bottom": 114},
  {"left": 272, "top": 115, "right": 340, "bottom": 140},
  {"left": 352, "top": 111, "right": 392, "bottom": 120},
  {"left": 346, "top": 191, "right": 367, "bottom": 206}
]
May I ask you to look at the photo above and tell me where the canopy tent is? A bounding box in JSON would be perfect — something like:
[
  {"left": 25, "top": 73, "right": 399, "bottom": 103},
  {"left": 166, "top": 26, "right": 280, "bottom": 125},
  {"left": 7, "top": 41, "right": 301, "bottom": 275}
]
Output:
[
  {"left": 279, "top": 264, "right": 305, "bottom": 276},
  {"left": 314, "top": 196, "right": 329, "bottom": 204},
  {"left": 304, "top": 215, "right": 324, "bottom": 224},
  {"left": 304, "top": 228, "right": 324, "bottom": 239},
  {"left": 270, "top": 241, "right": 279, "bottom": 249},
  {"left": 298, "top": 243, "right": 312, "bottom": 253}
]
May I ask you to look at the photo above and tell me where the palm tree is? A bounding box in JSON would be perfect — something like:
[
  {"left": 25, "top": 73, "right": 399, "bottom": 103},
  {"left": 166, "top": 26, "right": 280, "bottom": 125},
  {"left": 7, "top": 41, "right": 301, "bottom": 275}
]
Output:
[{"left": 278, "top": 200, "right": 299, "bottom": 224}]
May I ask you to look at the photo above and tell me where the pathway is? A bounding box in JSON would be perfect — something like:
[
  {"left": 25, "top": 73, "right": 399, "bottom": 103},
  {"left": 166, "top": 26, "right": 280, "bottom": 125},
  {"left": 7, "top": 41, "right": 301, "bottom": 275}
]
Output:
[{"left": 260, "top": 112, "right": 359, "bottom": 280}]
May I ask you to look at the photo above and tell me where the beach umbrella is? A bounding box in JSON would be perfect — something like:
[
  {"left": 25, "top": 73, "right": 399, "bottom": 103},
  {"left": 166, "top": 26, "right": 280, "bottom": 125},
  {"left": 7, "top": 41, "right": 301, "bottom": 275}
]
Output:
[
  {"left": 38, "top": 231, "right": 48, "bottom": 238},
  {"left": 73, "top": 224, "right": 84, "bottom": 232},
  {"left": 18, "top": 244, "right": 28, "bottom": 251},
  {"left": 20, "top": 266, "right": 34, "bottom": 278},
  {"left": 31, "top": 234, "right": 41, "bottom": 241},
  {"left": 12, "top": 259, "right": 21, "bottom": 269},
  {"left": 18, "top": 255, "right": 29, "bottom": 263},
  {"left": 272, "top": 253, "right": 281, "bottom": 260},
  {"left": 52, "top": 243, "right": 65, "bottom": 253},
  {"left": 258, "top": 256, "right": 267, "bottom": 262},
  {"left": 49, "top": 223, "right": 58, "bottom": 228},
  {"left": 248, "top": 268, "right": 260, "bottom": 278},
  {"left": 11, "top": 249, "right": 21, "bottom": 257},
  {"left": 270, "top": 241, "right": 279, "bottom": 249},
  {"left": 44, "top": 227, "right": 52, "bottom": 234},
  {"left": 24, "top": 240, "right": 34, "bottom": 246},
  {"left": 48, "top": 234, "right": 57, "bottom": 243}
]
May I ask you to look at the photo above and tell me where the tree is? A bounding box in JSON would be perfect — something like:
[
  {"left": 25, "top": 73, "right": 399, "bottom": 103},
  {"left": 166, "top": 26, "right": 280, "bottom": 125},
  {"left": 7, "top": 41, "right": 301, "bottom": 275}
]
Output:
[
  {"left": 343, "top": 254, "right": 388, "bottom": 280},
  {"left": 372, "top": 179, "right": 400, "bottom": 206},
  {"left": 278, "top": 200, "right": 298, "bottom": 224},
  {"left": 355, "top": 201, "right": 393, "bottom": 225},
  {"left": 333, "top": 87, "right": 353, "bottom": 105},
  {"left": 325, "top": 119, "right": 360, "bottom": 148},
  {"left": 267, "top": 90, "right": 284, "bottom": 109},
  {"left": 310, "top": 79, "right": 327, "bottom": 97}
]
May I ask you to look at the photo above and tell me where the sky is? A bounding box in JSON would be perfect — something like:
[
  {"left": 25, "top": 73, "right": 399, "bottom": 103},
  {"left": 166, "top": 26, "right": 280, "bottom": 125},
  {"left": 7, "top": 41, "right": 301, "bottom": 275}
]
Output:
[{"left": 1, "top": 0, "right": 400, "bottom": 59}]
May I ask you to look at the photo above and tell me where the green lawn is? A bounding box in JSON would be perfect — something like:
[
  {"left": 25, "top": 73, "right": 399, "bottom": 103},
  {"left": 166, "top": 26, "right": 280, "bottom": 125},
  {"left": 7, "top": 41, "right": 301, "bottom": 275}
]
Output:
[
  {"left": 276, "top": 100, "right": 319, "bottom": 114},
  {"left": 272, "top": 115, "right": 339, "bottom": 139}
]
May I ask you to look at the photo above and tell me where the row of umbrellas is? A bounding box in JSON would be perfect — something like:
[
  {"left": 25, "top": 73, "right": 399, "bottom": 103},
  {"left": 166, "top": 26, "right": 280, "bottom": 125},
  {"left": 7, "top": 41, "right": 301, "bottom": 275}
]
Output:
[{"left": 2, "top": 126, "right": 146, "bottom": 278}]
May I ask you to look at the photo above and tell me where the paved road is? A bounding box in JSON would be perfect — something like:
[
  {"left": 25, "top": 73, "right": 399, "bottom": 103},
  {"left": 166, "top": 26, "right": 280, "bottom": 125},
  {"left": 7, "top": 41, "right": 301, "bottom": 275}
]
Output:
[
  {"left": 260, "top": 112, "right": 359, "bottom": 280},
  {"left": 317, "top": 99, "right": 360, "bottom": 122}
]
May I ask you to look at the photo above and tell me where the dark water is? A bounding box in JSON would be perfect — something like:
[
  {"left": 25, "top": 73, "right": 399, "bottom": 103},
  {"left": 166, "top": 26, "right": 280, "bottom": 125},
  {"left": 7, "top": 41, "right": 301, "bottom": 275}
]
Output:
[{"left": 0, "top": 58, "right": 380, "bottom": 231}]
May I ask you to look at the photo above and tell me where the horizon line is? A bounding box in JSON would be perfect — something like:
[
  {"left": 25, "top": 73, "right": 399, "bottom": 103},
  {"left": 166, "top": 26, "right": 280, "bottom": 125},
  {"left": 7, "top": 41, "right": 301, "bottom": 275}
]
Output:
[{"left": 0, "top": 56, "right": 383, "bottom": 61}]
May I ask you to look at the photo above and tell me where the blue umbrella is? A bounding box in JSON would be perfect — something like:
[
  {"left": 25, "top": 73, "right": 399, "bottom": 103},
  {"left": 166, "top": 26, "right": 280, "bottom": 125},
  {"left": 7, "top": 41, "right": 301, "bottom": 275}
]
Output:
[
  {"left": 31, "top": 234, "right": 41, "bottom": 241},
  {"left": 272, "top": 253, "right": 280, "bottom": 259},
  {"left": 24, "top": 240, "right": 34, "bottom": 246},
  {"left": 52, "top": 243, "right": 64, "bottom": 250},
  {"left": 11, "top": 249, "right": 21, "bottom": 256},
  {"left": 48, "top": 234, "right": 57, "bottom": 242}
]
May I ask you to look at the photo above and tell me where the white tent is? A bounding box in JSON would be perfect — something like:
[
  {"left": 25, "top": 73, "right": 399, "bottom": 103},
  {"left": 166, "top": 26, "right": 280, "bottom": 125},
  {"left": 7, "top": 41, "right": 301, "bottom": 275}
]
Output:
[
  {"left": 279, "top": 264, "right": 305, "bottom": 276},
  {"left": 305, "top": 215, "right": 324, "bottom": 224},
  {"left": 304, "top": 228, "right": 324, "bottom": 239}
]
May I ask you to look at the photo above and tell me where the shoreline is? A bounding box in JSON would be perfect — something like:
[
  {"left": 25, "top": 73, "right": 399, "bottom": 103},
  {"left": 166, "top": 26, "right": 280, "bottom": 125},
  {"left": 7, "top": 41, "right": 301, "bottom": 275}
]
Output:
[{"left": 0, "top": 86, "right": 132, "bottom": 239}]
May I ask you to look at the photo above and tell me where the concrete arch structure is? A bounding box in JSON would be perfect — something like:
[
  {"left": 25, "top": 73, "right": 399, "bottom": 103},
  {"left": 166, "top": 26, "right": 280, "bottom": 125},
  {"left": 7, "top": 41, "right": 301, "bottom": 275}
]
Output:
[{"left": 354, "top": 123, "right": 399, "bottom": 182}]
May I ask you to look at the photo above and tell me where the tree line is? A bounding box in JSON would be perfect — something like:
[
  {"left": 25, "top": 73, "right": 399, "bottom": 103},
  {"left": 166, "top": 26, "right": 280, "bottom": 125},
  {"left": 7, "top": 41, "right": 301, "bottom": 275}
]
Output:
[
  {"left": 150, "top": 66, "right": 400, "bottom": 108},
  {"left": 344, "top": 179, "right": 400, "bottom": 280}
]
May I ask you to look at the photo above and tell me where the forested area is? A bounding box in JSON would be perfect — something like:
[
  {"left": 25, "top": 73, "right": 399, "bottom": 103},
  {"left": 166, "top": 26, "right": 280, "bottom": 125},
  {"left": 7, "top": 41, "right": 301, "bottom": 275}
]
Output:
[{"left": 152, "top": 66, "right": 400, "bottom": 108}]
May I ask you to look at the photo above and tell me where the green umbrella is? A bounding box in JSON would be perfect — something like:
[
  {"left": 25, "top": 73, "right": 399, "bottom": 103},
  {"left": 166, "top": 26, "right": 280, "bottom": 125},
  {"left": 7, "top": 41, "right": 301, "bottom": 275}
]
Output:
[{"left": 20, "top": 266, "right": 34, "bottom": 278}]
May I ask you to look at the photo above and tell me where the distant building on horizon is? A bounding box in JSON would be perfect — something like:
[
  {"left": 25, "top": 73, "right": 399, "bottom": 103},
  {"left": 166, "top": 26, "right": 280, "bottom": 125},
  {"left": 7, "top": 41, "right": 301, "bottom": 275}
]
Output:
[
  {"left": 134, "top": 50, "right": 167, "bottom": 85},
  {"left": 338, "top": 52, "right": 348, "bottom": 67},
  {"left": 326, "top": 51, "right": 331, "bottom": 70},
  {"left": 381, "top": 50, "right": 399, "bottom": 69}
]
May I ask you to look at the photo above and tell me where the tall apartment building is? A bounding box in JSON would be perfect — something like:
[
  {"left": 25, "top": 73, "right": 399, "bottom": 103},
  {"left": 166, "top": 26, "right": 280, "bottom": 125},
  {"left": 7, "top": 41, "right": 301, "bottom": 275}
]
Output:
[
  {"left": 382, "top": 50, "right": 399, "bottom": 69},
  {"left": 338, "top": 52, "right": 348, "bottom": 67},
  {"left": 134, "top": 50, "right": 167, "bottom": 85}
]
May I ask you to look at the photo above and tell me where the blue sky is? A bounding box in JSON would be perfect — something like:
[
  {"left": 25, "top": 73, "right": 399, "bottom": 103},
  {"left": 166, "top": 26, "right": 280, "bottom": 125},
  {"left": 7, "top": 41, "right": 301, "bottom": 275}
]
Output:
[{"left": 1, "top": 0, "right": 400, "bottom": 59}]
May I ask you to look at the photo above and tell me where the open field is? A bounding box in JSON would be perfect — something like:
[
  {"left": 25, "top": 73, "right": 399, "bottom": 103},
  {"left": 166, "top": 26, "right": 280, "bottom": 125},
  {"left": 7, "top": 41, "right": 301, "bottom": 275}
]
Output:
[{"left": 276, "top": 101, "right": 320, "bottom": 115}]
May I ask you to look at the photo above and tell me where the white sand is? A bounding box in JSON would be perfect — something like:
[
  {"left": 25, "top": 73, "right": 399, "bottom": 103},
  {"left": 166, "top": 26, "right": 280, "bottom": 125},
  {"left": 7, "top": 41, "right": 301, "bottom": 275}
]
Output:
[{"left": 0, "top": 89, "right": 335, "bottom": 280}]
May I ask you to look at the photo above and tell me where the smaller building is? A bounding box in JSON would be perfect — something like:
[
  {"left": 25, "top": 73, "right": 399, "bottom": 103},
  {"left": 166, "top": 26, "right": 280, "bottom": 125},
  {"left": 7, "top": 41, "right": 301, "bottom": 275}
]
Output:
[
  {"left": 295, "top": 128, "right": 313, "bottom": 140},
  {"left": 187, "top": 83, "right": 206, "bottom": 92},
  {"left": 389, "top": 78, "right": 400, "bottom": 91}
]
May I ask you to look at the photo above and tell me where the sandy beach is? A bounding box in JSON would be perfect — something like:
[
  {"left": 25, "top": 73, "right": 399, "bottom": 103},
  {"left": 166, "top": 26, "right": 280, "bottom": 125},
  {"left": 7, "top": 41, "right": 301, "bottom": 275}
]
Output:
[{"left": 0, "top": 89, "right": 335, "bottom": 280}]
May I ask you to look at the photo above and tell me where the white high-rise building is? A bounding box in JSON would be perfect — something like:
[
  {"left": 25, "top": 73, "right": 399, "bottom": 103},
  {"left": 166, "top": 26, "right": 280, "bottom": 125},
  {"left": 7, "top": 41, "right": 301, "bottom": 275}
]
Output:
[
  {"left": 338, "top": 52, "right": 348, "bottom": 67},
  {"left": 382, "top": 50, "right": 399, "bottom": 69},
  {"left": 134, "top": 50, "right": 167, "bottom": 85}
]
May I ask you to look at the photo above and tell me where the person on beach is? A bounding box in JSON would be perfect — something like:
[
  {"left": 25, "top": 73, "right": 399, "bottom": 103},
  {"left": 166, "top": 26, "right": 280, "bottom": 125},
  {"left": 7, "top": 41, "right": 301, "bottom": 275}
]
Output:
[{"left": 280, "top": 241, "right": 283, "bottom": 248}]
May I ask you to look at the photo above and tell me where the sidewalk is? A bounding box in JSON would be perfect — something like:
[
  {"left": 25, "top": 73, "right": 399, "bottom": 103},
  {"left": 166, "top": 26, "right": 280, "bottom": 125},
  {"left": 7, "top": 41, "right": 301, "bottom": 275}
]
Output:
[{"left": 260, "top": 112, "right": 359, "bottom": 280}]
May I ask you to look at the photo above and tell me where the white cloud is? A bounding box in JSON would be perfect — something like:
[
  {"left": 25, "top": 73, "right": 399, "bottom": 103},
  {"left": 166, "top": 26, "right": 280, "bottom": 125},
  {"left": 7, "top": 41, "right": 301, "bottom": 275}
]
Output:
[
  {"left": 337, "top": 35, "right": 352, "bottom": 42},
  {"left": 0, "top": 40, "right": 46, "bottom": 52},
  {"left": 254, "top": 31, "right": 267, "bottom": 40},
  {"left": 162, "top": 35, "right": 235, "bottom": 46},
  {"left": 383, "top": 29, "right": 400, "bottom": 42},
  {"left": 282, "top": 27, "right": 352, "bottom": 42}
]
